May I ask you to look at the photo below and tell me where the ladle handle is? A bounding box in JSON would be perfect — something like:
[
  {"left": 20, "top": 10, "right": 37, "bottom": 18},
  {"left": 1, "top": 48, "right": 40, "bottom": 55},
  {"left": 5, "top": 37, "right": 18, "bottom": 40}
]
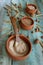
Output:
[{"left": 10, "top": 16, "right": 18, "bottom": 35}]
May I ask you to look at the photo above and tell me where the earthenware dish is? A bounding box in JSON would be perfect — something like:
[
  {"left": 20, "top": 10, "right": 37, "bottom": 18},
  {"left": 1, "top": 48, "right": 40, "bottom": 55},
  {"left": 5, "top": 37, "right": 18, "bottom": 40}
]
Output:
[
  {"left": 25, "top": 4, "right": 37, "bottom": 15},
  {"left": 20, "top": 16, "right": 34, "bottom": 30},
  {"left": 6, "top": 34, "right": 32, "bottom": 60}
]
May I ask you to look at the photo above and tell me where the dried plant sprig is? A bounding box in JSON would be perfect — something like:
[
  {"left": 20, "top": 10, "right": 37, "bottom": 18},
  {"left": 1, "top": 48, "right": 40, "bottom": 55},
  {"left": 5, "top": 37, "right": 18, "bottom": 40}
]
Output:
[
  {"left": 34, "top": 39, "right": 43, "bottom": 48},
  {"left": 18, "top": 3, "right": 22, "bottom": 8},
  {"left": 5, "top": 5, "right": 11, "bottom": 17},
  {"left": 36, "top": 14, "right": 43, "bottom": 17},
  {"left": 6, "top": 5, "right": 12, "bottom": 9},
  {"left": 31, "top": 28, "right": 35, "bottom": 33},
  {"left": 4, "top": 5, "right": 19, "bottom": 19},
  {"left": 35, "top": 27, "right": 40, "bottom": 32},
  {"left": 11, "top": 2, "right": 17, "bottom": 8},
  {"left": 13, "top": 9, "right": 19, "bottom": 13},
  {"left": 15, "top": 12, "right": 19, "bottom": 18},
  {"left": 4, "top": 5, "right": 11, "bottom": 13},
  {"left": 35, "top": 26, "right": 43, "bottom": 33},
  {"left": 36, "top": 10, "right": 41, "bottom": 15},
  {"left": 20, "top": 14, "right": 25, "bottom": 17},
  {"left": 40, "top": 30, "right": 43, "bottom": 33},
  {"left": 4, "top": 4, "right": 19, "bottom": 16},
  {"left": 7, "top": 10, "right": 11, "bottom": 17},
  {"left": 35, "top": 18, "right": 40, "bottom": 22},
  {"left": 40, "top": 41, "right": 43, "bottom": 48},
  {"left": 11, "top": 2, "right": 19, "bottom": 13},
  {"left": 36, "top": 24, "right": 43, "bottom": 28}
]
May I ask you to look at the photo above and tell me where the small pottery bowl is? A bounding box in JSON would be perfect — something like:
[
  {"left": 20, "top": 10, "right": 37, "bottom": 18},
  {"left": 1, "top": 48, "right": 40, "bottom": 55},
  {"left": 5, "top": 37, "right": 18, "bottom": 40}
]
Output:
[
  {"left": 25, "top": 4, "right": 37, "bottom": 15},
  {"left": 6, "top": 34, "right": 32, "bottom": 60},
  {"left": 20, "top": 16, "right": 34, "bottom": 30}
]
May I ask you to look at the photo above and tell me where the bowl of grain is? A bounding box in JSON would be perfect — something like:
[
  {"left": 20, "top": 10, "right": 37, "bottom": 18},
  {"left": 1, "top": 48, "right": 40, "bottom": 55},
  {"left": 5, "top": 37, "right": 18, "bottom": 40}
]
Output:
[
  {"left": 20, "top": 16, "right": 34, "bottom": 30},
  {"left": 6, "top": 34, "right": 32, "bottom": 60},
  {"left": 25, "top": 4, "right": 37, "bottom": 15}
]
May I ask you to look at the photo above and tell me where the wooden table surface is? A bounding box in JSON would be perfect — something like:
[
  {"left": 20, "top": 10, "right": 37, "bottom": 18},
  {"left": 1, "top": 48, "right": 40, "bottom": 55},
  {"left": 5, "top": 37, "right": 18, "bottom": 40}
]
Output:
[{"left": 0, "top": 0, "right": 43, "bottom": 65}]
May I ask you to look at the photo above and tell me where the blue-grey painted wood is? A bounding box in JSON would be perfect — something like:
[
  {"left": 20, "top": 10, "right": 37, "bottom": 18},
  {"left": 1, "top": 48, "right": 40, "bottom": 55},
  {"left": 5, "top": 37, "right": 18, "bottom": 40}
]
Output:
[{"left": 0, "top": 0, "right": 43, "bottom": 65}]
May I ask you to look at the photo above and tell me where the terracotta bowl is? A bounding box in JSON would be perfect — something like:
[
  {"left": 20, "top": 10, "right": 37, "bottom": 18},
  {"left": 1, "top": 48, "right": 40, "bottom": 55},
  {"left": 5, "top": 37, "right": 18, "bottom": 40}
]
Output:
[
  {"left": 25, "top": 4, "right": 37, "bottom": 15},
  {"left": 6, "top": 34, "right": 32, "bottom": 60},
  {"left": 20, "top": 16, "right": 34, "bottom": 30}
]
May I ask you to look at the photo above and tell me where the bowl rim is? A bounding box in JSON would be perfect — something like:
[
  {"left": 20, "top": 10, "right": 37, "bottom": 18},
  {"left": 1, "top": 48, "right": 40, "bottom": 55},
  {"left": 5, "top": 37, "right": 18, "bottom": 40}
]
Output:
[
  {"left": 21, "top": 16, "right": 34, "bottom": 26},
  {"left": 26, "top": 4, "right": 37, "bottom": 11}
]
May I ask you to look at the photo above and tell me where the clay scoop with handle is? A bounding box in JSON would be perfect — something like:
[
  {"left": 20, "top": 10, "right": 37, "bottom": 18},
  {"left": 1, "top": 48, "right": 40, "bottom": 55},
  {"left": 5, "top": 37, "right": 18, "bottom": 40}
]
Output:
[{"left": 10, "top": 16, "right": 27, "bottom": 54}]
